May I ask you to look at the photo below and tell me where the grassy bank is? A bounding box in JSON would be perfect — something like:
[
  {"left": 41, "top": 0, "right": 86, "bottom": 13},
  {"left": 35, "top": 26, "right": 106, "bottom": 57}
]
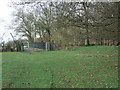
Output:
[{"left": 2, "top": 46, "right": 118, "bottom": 88}]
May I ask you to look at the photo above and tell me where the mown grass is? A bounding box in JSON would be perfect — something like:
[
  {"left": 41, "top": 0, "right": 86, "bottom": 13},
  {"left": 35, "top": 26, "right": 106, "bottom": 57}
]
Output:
[{"left": 2, "top": 46, "right": 118, "bottom": 88}]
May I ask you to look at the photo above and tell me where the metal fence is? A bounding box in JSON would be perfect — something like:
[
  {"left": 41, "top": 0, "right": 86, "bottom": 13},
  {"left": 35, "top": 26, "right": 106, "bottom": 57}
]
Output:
[{"left": 23, "top": 42, "right": 59, "bottom": 51}]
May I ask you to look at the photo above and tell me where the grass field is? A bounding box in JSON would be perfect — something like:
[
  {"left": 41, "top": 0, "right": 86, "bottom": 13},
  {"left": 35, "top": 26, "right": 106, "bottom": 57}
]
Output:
[{"left": 2, "top": 46, "right": 118, "bottom": 88}]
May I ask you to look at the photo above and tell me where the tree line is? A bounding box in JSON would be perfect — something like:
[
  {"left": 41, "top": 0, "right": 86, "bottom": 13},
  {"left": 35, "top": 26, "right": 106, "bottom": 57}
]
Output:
[{"left": 10, "top": 1, "right": 119, "bottom": 49}]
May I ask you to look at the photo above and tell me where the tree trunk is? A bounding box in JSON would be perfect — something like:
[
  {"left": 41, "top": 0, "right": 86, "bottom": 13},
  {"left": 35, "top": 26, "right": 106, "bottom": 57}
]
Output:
[
  {"left": 113, "top": 40, "right": 115, "bottom": 46},
  {"left": 101, "top": 38, "right": 103, "bottom": 45},
  {"left": 96, "top": 39, "right": 98, "bottom": 45},
  {"left": 84, "top": 2, "right": 90, "bottom": 46},
  {"left": 48, "top": 30, "right": 52, "bottom": 50}
]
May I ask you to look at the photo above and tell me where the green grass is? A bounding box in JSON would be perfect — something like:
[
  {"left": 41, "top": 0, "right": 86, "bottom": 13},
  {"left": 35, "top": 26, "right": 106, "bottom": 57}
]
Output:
[{"left": 2, "top": 46, "right": 118, "bottom": 88}]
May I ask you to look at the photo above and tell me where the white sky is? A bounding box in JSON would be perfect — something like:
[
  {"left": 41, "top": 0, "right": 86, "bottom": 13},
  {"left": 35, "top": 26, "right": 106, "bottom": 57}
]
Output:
[
  {"left": 0, "top": 0, "right": 15, "bottom": 43},
  {"left": 0, "top": 0, "right": 119, "bottom": 43}
]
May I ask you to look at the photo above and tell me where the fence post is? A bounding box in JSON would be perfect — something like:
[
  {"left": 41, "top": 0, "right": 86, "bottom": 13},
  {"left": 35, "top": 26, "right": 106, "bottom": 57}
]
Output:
[
  {"left": 27, "top": 42, "right": 29, "bottom": 48},
  {"left": 45, "top": 42, "right": 48, "bottom": 51}
]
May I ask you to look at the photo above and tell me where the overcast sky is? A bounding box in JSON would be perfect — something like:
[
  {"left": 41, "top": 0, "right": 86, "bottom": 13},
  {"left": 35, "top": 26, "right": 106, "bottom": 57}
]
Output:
[
  {"left": 0, "top": 0, "right": 119, "bottom": 43},
  {"left": 0, "top": 0, "right": 15, "bottom": 43}
]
